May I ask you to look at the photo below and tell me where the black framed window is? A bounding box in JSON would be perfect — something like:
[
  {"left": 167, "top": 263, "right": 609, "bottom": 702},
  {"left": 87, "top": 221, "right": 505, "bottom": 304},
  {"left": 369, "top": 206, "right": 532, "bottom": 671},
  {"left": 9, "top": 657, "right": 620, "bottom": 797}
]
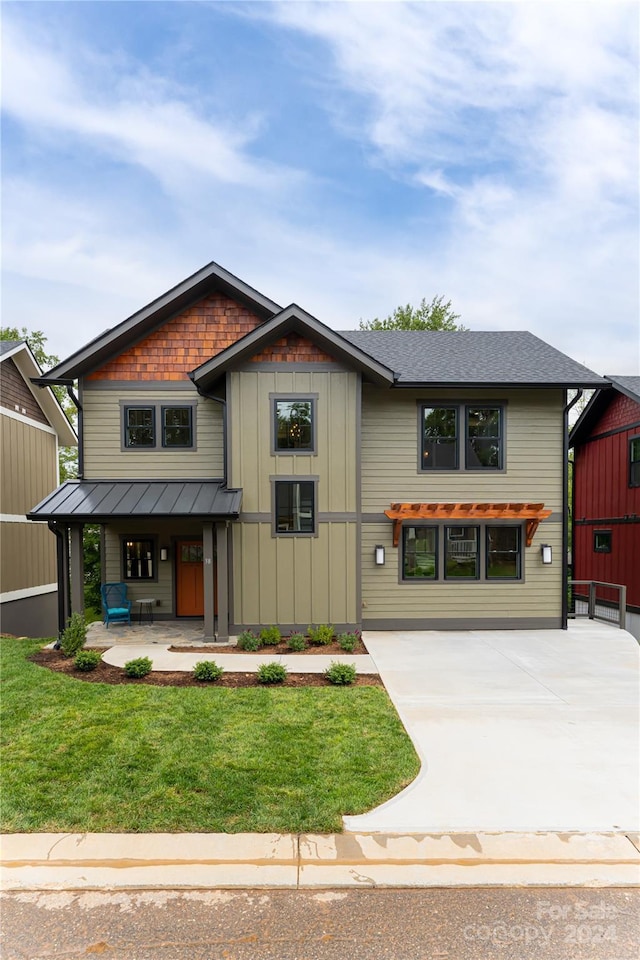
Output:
[
  {"left": 630, "top": 437, "right": 640, "bottom": 488},
  {"left": 419, "top": 403, "right": 504, "bottom": 471},
  {"left": 124, "top": 407, "right": 155, "bottom": 447},
  {"left": 162, "top": 406, "right": 193, "bottom": 447},
  {"left": 445, "top": 526, "right": 479, "bottom": 579},
  {"left": 123, "top": 538, "right": 155, "bottom": 580},
  {"left": 402, "top": 526, "right": 438, "bottom": 579},
  {"left": 466, "top": 407, "right": 503, "bottom": 469},
  {"left": 421, "top": 407, "right": 458, "bottom": 469},
  {"left": 274, "top": 481, "right": 315, "bottom": 534},
  {"left": 274, "top": 400, "right": 314, "bottom": 451},
  {"left": 486, "top": 526, "right": 521, "bottom": 579},
  {"left": 593, "top": 530, "right": 612, "bottom": 553}
]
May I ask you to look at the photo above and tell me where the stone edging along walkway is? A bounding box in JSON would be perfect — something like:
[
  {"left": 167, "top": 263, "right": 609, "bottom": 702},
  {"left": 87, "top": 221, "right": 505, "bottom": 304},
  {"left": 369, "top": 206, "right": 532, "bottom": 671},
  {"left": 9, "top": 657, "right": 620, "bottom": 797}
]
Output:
[
  {"left": 2, "top": 831, "right": 639, "bottom": 890},
  {"left": 100, "top": 644, "right": 379, "bottom": 675}
]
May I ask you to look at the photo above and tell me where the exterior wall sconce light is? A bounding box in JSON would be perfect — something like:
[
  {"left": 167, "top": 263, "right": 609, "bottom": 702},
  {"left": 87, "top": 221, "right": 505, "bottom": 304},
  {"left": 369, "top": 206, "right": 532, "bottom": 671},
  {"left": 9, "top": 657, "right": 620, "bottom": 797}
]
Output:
[
  {"left": 375, "top": 545, "right": 385, "bottom": 566},
  {"left": 160, "top": 548, "right": 168, "bottom": 562},
  {"left": 541, "top": 544, "right": 552, "bottom": 565}
]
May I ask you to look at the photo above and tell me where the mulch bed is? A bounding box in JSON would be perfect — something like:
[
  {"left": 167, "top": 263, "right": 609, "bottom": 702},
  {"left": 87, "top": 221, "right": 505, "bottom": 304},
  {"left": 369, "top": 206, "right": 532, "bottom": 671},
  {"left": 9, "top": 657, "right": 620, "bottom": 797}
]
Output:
[
  {"left": 169, "top": 639, "right": 369, "bottom": 656},
  {"left": 29, "top": 648, "right": 382, "bottom": 688}
]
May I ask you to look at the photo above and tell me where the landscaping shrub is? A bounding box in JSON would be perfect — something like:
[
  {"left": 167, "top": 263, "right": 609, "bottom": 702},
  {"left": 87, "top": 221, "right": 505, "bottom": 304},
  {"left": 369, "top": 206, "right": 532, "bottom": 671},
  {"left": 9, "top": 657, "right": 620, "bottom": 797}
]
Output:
[
  {"left": 259, "top": 625, "right": 281, "bottom": 646},
  {"left": 74, "top": 649, "right": 102, "bottom": 672},
  {"left": 124, "top": 657, "right": 153, "bottom": 678},
  {"left": 337, "top": 632, "right": 358, "bottom": 652},
  {"left": 287, "top": 632, "right": 308, "bottom": 652},
  {"left": 237, "top": 630, "right": 261, "bottom": 651},
  {"left": 193, "top": 660, "right": 224, "bottom": 682},
  {"left": 257, "top": 662, "right": 287, "bottom": 685},
  {"left": 325, "top": 662, "right": 357, "bottom": 685},
  {"left": 307, "top": 623, "right": 334, "bottom": 646},
  {"left": 60, "top": 611, "right": 87, "bottom": 658}
]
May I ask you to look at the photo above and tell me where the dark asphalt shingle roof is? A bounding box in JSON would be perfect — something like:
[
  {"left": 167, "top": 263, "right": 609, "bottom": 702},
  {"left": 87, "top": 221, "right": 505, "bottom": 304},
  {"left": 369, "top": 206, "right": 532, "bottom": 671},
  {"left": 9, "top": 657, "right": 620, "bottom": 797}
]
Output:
[
  {"left": 28, "top": 480, "right": 242, "bottom": 522},
  {"left": 606, "top": 375, "right": 640, "bottom": 402},
  {"left": 0, "top": 340, "right": 24, "bottom": 357},
  {"left": 339, "top": 330, "right": 606, "bottom": 386}
]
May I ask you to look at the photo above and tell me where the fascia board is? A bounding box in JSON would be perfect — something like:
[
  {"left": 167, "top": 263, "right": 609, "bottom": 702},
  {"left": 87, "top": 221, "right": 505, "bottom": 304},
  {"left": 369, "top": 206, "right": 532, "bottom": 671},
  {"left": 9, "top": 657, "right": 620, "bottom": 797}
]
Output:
[{"left": 8, "top": 345, "right": 77, "bottom": 445}]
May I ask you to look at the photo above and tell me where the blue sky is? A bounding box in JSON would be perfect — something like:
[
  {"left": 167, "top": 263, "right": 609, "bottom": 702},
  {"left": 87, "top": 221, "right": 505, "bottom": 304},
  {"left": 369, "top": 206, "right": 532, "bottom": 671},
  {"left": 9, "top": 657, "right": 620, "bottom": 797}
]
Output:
[{"left": 2, "top": 1, "right": 639, "bottom": 374}]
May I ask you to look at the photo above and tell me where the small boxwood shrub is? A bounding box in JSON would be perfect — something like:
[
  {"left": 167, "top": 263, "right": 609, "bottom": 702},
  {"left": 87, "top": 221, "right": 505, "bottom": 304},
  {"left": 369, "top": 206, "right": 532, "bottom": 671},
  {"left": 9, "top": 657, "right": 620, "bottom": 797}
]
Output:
[
  {"left": 74, "top": 649, "right": 102, "bottom": 672},
  {"left": 193, "top": 660, "right": 224, "bottom": 682},
  {"left": 124, "top": 656, "right": 153, "bottom": 678},
  {"left": 287, "top": 632, "right": 308, "bottom": 652},
  {"left": 60, "top": 611, "right": 87, "bottom": 658},
  {"left": 260, "top": 625, "right": 281, "bottom": 646},
  {"left": 307, "top": 623, "right": 334, "bottom": 646},
  {"left": 337, "top": 632, "right": 359, "bottom": 653},
  {"left": 325, "top": 662, "right": 357, "bottom": 685},
  {"left": 257, "top": 662, "right": 287, "bottom": 685},
  {"left": 237, "top": 630, "right": 261, "bottom": 651}
]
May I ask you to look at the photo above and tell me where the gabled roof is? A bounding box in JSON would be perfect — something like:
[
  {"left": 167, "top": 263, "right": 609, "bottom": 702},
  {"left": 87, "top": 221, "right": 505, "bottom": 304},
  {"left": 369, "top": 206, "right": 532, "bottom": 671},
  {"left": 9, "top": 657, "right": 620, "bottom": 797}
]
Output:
[
  {"left": 569, "top": 374, "right": 640, "bottom": 448},
  {"left": 39, "top": 261, "right": 282, "bottom": 382},
  {"left": 0, "top": 340, "right": 77, "bottom": 445},
  {"left": 28, "top": 480, "right": 242, "bottom": 523},
  {"left": 340, "top": 330, "right": 607, "bottom": 388},
  {"left": 190, "top": 304, "right": 395, "bottom": 389}
]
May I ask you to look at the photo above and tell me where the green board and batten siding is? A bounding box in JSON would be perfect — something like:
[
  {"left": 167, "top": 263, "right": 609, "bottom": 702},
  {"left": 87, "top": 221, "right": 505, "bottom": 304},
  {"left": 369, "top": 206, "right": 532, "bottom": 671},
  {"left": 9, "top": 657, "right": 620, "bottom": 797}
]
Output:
[
  {"left": 360, "top": 386, "right": 564, "bottom": 627},
  {"left": 229, "top": 369, "right": 359, "bottom": 629},
  {"left": 81, "top": 386, "right": 224, "bottom": 480}
]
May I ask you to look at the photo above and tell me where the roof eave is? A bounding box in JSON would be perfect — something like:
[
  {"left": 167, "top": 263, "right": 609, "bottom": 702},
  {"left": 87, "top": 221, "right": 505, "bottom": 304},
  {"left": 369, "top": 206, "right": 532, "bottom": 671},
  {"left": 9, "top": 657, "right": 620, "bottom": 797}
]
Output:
[
  {"left": 394, "top": 379, "right": 608, "bottom": 390},
  {"left": 5, "top": 344, "right": 77, "bottom": 445}
]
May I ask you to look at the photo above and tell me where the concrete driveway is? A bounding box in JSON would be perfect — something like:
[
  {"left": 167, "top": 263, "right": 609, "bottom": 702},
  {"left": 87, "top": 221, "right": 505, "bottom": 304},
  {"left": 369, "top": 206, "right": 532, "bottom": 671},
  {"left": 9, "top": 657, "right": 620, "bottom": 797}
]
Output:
[{"left": 344, "top": 620, "right": 639, "bottom": 834}]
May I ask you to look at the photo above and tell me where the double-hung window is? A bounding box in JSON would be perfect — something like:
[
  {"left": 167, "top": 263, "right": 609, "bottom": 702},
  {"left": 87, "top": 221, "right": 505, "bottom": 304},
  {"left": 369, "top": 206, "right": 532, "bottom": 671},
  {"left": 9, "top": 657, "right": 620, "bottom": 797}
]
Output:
[
  {"left": 420, "top": 404, "right": 504, "bottom": 471},
  {"left": 401, "top": 524, "right": 522, "bottom": 581},
  {"left": 122, "top": 538, "right": 155, "bottom": 580},
  {"left": 124, "top": 407, "right": 155, "bottom": 447}
]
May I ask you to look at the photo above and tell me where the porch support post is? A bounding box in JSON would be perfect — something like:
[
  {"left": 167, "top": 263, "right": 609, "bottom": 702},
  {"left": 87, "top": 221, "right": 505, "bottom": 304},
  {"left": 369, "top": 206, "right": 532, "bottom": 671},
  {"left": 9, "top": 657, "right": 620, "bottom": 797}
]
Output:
[
  {"left": 69, "top": 523, "right": 85, "bottom": 616},
  {"left": 215, "top": 521, "right": 229, "bottom": 642},
  {"left": 203, "top": 522, "right": 215, "bottom": 641}
]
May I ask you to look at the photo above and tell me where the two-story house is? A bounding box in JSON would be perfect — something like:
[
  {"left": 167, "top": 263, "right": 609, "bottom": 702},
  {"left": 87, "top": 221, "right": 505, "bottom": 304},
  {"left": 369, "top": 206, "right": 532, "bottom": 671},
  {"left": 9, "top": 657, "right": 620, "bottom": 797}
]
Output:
[
  {"left": 29, "top": 262, "right": 605, "bottom": 640},
  {"left": 1, "top": 340, "right": 77, "bottom": 637},
  {"left": 570, "top": 376, "right": 640, "bottom": 640}
]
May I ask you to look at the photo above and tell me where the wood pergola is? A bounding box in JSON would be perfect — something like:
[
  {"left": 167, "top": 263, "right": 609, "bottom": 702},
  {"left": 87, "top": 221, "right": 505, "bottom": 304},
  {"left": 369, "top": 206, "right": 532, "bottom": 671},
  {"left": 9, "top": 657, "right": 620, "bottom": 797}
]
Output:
[{"left": 384, "top": 502, "right": 553, "bottom": 548}]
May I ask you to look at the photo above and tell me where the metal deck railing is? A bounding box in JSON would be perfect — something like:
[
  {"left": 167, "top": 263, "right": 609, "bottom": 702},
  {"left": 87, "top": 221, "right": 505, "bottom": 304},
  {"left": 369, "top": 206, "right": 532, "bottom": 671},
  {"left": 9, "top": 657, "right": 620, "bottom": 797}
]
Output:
[{"left": 568, "top": 580, "right": 627, "bottom": 630}]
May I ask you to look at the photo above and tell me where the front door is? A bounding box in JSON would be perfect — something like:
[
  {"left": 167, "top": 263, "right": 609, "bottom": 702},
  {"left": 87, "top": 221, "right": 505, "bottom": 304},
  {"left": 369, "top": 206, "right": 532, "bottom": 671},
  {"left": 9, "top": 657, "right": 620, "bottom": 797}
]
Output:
[{"left": 176, "top": 540, "right": 206, "bottom": 617}]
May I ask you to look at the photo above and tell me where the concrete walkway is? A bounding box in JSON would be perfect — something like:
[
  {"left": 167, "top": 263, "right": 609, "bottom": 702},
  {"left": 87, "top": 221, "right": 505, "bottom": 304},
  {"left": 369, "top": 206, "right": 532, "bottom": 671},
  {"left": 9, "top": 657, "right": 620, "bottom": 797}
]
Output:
[{"left": 345, "top": 620, "right": 640, "bottom": 834}]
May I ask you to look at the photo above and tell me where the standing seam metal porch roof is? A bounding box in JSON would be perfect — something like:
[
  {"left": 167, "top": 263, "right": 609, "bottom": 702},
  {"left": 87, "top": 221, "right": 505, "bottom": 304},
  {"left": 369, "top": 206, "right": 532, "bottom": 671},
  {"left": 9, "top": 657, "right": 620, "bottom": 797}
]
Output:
[{"left": 28, "top": 480, "right": 243, "bottom": 522}]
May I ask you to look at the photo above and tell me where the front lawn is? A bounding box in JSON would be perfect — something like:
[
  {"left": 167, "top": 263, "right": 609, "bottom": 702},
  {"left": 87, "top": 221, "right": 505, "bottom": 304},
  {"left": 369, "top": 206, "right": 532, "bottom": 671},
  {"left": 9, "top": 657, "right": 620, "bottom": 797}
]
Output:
[{"left": 0, "top": 638, "right": 420, "bottom": 834}]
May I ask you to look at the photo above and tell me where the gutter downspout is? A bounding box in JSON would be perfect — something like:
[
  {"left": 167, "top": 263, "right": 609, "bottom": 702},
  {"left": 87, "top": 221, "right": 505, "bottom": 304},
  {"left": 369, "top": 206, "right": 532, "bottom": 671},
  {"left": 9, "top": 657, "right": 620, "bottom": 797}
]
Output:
[
  {"left": 563, "top": 389, "right": 583, "bottom": 629},
  {"left": 48, "top": 521, "right": 68, "bottom": 647}
]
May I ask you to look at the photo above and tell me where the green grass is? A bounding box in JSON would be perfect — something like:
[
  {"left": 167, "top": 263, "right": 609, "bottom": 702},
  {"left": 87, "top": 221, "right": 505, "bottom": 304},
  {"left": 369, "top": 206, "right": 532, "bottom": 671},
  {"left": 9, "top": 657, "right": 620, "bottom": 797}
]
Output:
[{"left": 0, "top": 638, "right": 420, "bottom": 834}]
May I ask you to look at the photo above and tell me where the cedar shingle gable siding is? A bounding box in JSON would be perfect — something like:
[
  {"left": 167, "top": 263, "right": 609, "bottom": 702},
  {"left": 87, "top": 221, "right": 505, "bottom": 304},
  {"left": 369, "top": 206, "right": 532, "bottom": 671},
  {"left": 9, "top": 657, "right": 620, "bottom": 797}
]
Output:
[
  {"left": 250, "top": 333, "right": 337, "bottom": 364},
  {"left": 87, "top": 294, "right": 263, "bottom": 381},
  {"left": 0, "top": 357, "right": 49, "bottom": 425}
]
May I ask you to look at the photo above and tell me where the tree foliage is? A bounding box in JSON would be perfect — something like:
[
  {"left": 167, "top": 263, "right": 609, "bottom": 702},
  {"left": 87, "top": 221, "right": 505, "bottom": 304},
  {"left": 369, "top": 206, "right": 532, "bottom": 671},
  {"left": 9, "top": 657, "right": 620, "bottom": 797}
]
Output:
[{"left": 359, "top": 295, "right": 467, "bottom": 331}]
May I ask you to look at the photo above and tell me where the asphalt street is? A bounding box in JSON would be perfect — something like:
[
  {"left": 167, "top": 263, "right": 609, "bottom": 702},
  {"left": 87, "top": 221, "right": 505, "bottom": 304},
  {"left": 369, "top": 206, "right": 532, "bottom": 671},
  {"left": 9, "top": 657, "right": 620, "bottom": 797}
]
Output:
[{"left": 2, "top": 887, "right": 639, "bottom": 960}]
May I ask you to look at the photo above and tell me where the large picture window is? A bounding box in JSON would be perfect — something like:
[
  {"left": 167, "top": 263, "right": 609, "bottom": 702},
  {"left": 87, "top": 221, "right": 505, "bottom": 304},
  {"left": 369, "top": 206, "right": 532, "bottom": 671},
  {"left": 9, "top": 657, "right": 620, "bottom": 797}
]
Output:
[
  {"left": 630, "top": 436, "right": 640, "bottom": 488},
  {"left": 274, "top": 480, "right": 316, "bottom": 534},
  {"left": 122, "top": 538, "right": 155, "bottom": 580},
  {"left": 272, "top": 397, "right": 316, "bottom": 453},
  {"left": 420, "top": 403, "right": 504, "bottom": 471},
  {"left": 401, "top": 524, "right": 523, "bottom": 582}
]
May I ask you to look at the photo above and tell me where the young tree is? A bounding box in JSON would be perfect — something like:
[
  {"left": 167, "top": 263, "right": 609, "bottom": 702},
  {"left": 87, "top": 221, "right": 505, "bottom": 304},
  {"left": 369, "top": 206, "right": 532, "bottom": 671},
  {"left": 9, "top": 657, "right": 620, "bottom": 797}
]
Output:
[{"left": 359, "top": 295, "right": 467, "bottom": 331}]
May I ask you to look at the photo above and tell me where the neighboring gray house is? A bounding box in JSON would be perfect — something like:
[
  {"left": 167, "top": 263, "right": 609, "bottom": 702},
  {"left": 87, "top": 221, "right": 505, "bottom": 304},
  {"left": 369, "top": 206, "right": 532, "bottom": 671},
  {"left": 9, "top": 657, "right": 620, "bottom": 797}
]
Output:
[
  {"left": 29, "top": 262, "right": 604, "bottom": 639},
  {"left": 1, "top": 340, "right": 77, "bottom": 637}
]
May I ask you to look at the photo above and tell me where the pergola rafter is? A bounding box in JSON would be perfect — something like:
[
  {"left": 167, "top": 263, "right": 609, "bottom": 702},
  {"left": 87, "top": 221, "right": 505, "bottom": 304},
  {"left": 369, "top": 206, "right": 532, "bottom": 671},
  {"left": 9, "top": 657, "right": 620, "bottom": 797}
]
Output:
[{"left": 384, "top": 502, "right": 553, "bottom": 548}]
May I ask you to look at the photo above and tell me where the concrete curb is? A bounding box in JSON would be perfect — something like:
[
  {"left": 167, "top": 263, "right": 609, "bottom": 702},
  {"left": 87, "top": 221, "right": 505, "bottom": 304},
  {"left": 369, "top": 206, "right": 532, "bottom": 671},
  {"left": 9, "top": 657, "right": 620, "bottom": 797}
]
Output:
[{"left": 2, "top": 832, "right": 639, "bottom": 890}]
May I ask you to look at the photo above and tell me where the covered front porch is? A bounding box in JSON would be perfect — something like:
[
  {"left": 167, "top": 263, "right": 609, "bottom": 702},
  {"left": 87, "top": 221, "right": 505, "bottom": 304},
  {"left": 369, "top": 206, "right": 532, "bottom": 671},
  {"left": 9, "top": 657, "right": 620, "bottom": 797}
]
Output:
[{"left": 27, "top": 479, "right": 242, "bottom": 642}]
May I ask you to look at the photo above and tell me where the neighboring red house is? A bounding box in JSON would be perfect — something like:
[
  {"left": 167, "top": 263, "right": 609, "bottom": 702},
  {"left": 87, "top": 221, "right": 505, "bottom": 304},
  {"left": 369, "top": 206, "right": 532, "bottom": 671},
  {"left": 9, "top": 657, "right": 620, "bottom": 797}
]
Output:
[{"left": 570, "top": 376, "right": 640, "bottom": 640}]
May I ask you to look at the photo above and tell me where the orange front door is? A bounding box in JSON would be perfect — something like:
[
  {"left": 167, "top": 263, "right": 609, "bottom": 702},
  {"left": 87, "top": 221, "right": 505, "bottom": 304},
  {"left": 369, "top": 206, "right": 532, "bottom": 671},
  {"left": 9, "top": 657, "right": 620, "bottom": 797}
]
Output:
[{"left": 176, "top": 540, "right": 206, "bottom": 617}]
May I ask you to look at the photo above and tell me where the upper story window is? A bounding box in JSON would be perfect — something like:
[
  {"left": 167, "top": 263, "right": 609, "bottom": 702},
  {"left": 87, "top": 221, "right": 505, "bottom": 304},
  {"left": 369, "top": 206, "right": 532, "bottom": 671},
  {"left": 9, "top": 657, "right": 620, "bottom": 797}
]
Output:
[
  {"left": 273, "top": 479, "right": 316, "bottom": 535},
  {"left": 122, "top": 402, "right": 195, "bottom": 450},
  {"left": 630, "top": 436, "right": 640, "bottom": 488},
  {"left": 420, "top": 404, "right": 504, "bottom": 471},
  {"left": 272, "top": 396, "right": 317, "bottom": 454}
]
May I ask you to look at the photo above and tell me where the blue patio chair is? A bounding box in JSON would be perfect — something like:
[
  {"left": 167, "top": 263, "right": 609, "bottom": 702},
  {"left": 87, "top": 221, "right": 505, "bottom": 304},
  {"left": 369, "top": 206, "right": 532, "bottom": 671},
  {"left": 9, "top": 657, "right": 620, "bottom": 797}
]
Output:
[{"left": 101, "top": 582, "right": 132, "bottom": 627}]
